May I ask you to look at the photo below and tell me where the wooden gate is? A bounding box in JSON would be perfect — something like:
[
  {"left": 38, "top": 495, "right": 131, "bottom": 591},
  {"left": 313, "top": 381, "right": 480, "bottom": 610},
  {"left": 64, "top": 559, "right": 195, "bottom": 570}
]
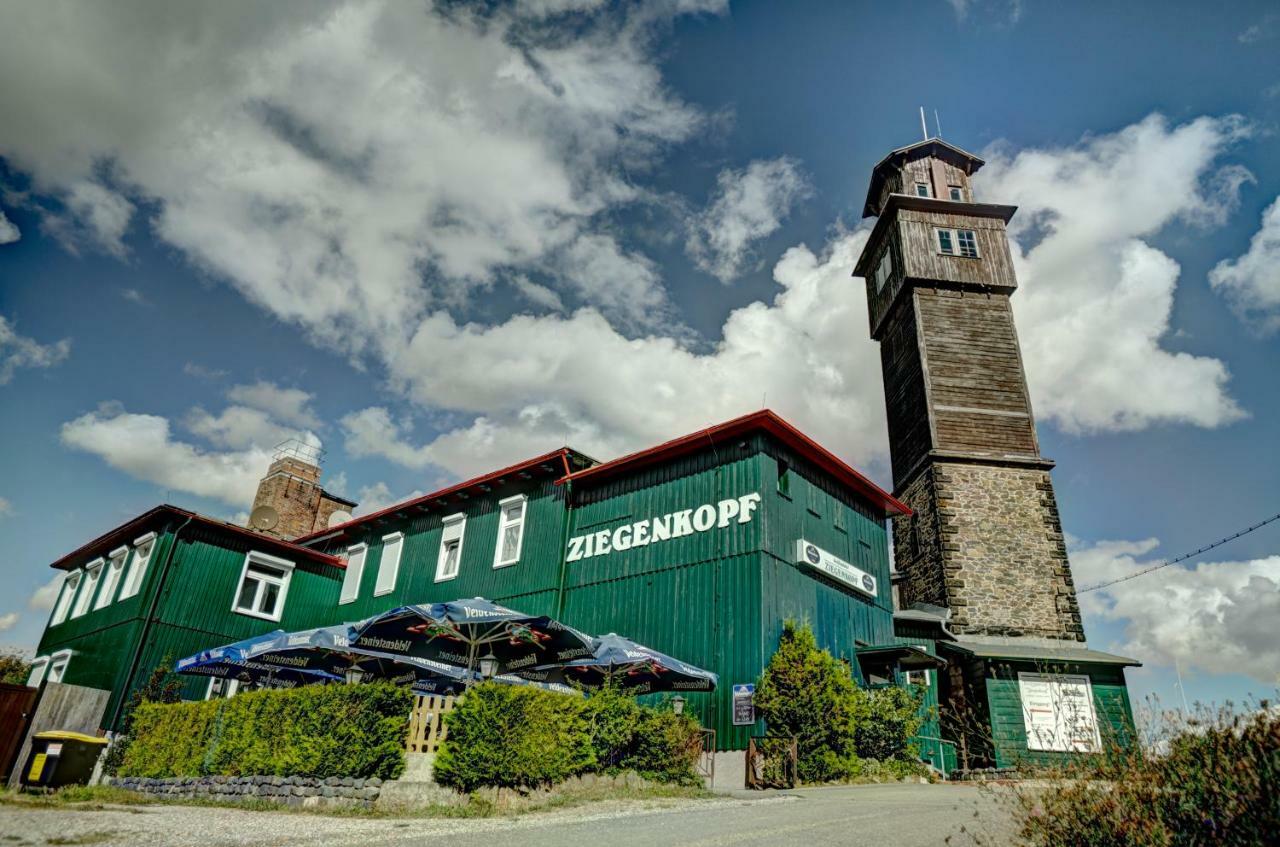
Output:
[
  {"left": 405, "top": 694, "right": 456, "bottom": 754},
  {"left": 0, "top": 683, "right": 38, "bottom": 783}
]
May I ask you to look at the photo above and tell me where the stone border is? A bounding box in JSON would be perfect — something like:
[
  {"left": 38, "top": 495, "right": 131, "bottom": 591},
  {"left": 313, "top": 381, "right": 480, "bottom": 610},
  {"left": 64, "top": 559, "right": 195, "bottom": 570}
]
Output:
[{"left": 108, "top": 775, "right": 383, "bottom": 808}]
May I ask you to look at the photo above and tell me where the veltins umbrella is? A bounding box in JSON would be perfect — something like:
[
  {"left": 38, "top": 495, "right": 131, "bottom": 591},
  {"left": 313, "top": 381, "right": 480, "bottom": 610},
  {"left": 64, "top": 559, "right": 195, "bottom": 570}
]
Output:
[
  {"left": 520, "top": 633, "right": 718, "bottom": 694},
  {"left": 175, "top": 632, "right": 339, "bottom": 689},
  {"left": 351, "top": 597, "right": 594, "bottom": 681}
]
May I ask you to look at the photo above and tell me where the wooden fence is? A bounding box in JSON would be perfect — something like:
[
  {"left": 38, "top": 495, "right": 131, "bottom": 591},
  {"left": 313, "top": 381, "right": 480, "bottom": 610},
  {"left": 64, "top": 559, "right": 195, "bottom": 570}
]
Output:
[{"left": 405, "top": 694, "right": 457, "bottom": 754}]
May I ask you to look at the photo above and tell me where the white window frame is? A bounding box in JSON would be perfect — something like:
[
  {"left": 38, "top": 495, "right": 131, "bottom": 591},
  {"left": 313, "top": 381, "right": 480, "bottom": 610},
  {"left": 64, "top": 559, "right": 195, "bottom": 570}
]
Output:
[
  {"left": 493, "top": 495, "right": 528, "bottom": 569},
  {"left": 95, "top": 546, "right": 129, "bottom": 610},
  {"left": 435, "top": 514, "right": 466, "bottom": 582},
  {"left": 906, "top": 669, "right": 931, "bottom": 687},
  {"left": 873, "top": 248, "right": 894, "bottom": 292},
  {"left": 119, "top": 532, "right": 157, "bottom": 600},
  {"left": 948, "top": 185, "right": 963, "bottom": 201},
  {"left": 374, "top": 532, "right": 404, "bottom": 596},
  {"left": 27, "top": 657, "right": 50, "bottom": 687},
  {"left": 936, "top": 227, "right": 980, "bottom": 258},
  {"left": 51, "top": 570, "right": 82, "bottom": 626},
  {"left": 230, "top": 551, "right": 295, "bottom": 622},
  {"left": 71, "top": 559, "right": 104, "bottom": 618},
  {"left": 47, "top": 649, "right": 72, "bottom": 684},
  {"left": 339, "top": 543, "right": 367, "bottom": 605},
  {"left": 206, "top": 677, "right": 240, "bottom": 699},
  {"left": 914, "top": 181, "right": 931, "bottom": 198}
]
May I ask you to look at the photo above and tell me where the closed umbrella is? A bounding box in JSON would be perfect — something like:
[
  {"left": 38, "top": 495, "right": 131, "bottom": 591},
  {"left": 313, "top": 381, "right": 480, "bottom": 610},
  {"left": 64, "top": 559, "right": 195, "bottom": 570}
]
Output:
[
  {"left": 351, "top": 597, "right": 594, "bottom": 683},
  {"left": 520, "top": 633, "right": 718, "bottom": 694}
]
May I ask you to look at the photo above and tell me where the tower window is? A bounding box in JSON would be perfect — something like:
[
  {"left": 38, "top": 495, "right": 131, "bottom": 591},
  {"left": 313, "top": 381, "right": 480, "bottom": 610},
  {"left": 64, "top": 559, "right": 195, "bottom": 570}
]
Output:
[
  {"left": 776, "top": 459, "right": 792, "bottom": 497},
  {"left": 873, "top": 249, "right": 894, "bottom": 291},
  {"left": 914, "top": 182, "right": 931, "bottom": 198},
  {"left": 948, "top": 186, "right": 963, "bottom": 201},
  {"left": 936, "top": 228, "right": 980, "bottom": 258}
]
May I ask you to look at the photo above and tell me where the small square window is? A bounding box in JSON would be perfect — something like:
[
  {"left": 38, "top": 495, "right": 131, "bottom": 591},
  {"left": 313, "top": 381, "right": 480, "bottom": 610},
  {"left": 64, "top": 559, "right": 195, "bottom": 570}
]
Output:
[
  {"left": 936, "top": 229, "right": 954, "bottom": 255},
  {"left": 948, "top": 186, "right": 962, "bottom": 201},
  {"left": 956, "top": 229, "right": 979, "bottom": 257},
  {"left": 231, "top": 552, "right": 294, "bottom": 621},
  {"left": 906, "top": 669, "right": 931, "bottom": 687},
  {"left": 914, "top": 182, "right": 930, "bottom": 197},
  {"left": 436, "top": 514, "right": 466, "bottom": 582}
]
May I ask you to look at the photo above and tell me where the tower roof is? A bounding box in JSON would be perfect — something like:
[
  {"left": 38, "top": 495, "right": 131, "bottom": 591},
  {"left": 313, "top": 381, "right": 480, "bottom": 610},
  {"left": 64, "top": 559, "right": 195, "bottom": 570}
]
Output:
[{"left": 862, "top": 137, "right": 985, "bottom": 218}]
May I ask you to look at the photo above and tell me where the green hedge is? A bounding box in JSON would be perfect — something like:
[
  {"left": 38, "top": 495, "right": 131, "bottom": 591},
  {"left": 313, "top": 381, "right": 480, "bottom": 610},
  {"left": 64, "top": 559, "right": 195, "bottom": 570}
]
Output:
[
  {"left": 434, "top": 683, "right": 703, "bottom": 792},
  {"left": 118, "top": 683, "right": 412, "bottom": 780}
]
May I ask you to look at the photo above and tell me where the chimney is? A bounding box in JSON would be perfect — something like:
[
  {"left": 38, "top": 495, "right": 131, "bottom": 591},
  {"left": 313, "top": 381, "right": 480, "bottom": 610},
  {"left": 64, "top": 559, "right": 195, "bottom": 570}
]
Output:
[{"left": 248, "top": 440, "right": 357, "bottom": 540}]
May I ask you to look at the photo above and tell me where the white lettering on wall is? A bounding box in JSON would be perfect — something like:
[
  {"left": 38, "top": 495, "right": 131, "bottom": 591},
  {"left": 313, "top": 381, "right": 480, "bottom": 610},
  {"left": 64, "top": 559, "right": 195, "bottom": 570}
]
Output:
[{"left": 566, "top": 492, "right": 762, "bottom": 563}]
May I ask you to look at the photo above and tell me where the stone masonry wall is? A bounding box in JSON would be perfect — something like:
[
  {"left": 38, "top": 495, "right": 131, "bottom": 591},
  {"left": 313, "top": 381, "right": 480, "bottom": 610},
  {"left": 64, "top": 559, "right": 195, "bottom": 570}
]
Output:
[
  {"left": 893, "top": 460, "right": 1084, "bottom": 641},
  {"left": 109, "top": 774, "right": 384, "bottom": 808}
]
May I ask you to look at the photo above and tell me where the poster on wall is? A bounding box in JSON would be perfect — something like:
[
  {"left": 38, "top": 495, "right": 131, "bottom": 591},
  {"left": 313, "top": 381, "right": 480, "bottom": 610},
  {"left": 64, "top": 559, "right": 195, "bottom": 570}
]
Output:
[
  {"left": 1017, "top": 672, "right": 1102, "bottom": 753},
  {"left": 732, "top": 684, "right": 756, "bottom": 726}
]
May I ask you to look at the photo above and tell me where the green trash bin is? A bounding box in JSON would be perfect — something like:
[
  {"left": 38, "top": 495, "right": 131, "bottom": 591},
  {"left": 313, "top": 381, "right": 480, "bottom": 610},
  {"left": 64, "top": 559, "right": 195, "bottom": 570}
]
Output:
[{"left": 21, "top": 731, "right": 109, "bottom": 790}]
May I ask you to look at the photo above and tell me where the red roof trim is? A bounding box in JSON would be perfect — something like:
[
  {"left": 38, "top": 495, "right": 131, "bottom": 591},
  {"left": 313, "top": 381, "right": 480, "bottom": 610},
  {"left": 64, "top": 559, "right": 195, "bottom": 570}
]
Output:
[
  {"left": 292, "top": 448, "right": 577, "bottom": 545},
  {"left": 49, "top": 505, "right": 345, "bottom": 572},
  {"left": 557, "top": 410, "right": 910, "bottom": 517}
]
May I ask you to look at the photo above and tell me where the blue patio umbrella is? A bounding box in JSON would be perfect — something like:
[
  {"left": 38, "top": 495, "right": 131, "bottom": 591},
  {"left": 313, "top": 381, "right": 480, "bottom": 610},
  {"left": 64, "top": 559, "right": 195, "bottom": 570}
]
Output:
[
  {"left": 175, "top": 632, "right": 340, "bottom": 689},
  {"left": 350, "top": 597, "right": 594, "bottom": 683},
  {"left": 519, "top": 633, "right": 718, "bottom": 694}
]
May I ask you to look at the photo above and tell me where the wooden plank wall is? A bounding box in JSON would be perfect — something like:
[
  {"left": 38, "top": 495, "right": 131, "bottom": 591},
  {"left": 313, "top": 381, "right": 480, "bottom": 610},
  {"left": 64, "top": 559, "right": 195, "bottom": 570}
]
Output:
[
  {"left": 878, "top": 298, "right": 933, "bottom": 485},
  {"left": 899, "top": 209, "right": 1017, "bottom": 289}
]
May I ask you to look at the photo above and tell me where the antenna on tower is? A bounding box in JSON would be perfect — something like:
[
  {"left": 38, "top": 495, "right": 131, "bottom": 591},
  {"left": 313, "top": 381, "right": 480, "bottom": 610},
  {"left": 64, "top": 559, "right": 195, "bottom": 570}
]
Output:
[
  {"left": 919, "top": 107, "right": 929, "bottom": 141},
  {"left": 934, "top": 109, "right": 943, "bottom": 139}
]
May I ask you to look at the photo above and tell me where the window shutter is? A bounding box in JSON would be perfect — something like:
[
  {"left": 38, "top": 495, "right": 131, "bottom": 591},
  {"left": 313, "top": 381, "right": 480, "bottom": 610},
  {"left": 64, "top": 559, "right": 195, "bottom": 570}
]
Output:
[
  {"left": 374, "top": 534, "right": 404, "bottom": 596},
  {"left": 340, "top": 544, "right": 367, "bottom": 604}
]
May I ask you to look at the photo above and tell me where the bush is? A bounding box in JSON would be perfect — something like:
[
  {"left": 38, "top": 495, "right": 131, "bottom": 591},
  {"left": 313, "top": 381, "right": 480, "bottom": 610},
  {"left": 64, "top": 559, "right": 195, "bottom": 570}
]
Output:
[
  {"left": 852, "top": 684, "right": 925, "bottom": 761},
  {"left": 117, "top": 682, "right": 411, "bottom": 780},
  {"left": 434, "top": 683, "right": 595, "bottom": 792},
  {"left": 435, "top": 682, "right": 705, "bottom": 792},
  {"left": 103, "top": 660, "right": 183, "bottom": 776},
  {"left": 1010, "top": 706, "right": 1280, "bottom": 847},
  {"left": 754, "top": 622, "right": 862, "bottom": 782}
]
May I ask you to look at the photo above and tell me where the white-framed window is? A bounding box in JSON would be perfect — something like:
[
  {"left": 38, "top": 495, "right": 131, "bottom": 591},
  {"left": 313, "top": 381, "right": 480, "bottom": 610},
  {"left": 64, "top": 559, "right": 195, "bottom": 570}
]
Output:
[
  {"left": 27, "top": 657, "right": 50, "bottom": 687},
  {"left": 435, "top": 514, "right": 466, "bottom": 582},
  {"left": 51, "top": 570, "right": 82, "bottom": 626},
  {"left": 374, "top": 532, "right": 404, "bottom": 596},
  {"left": 906, "top": 669, "right": 931, "bottom": 687},
  {"left": 914, "top": 182, "right": 931, "bottom": 197},
  {"left": 95, "top": 547, "right": 129, "bottom": 610},
  {"left": 936, "top": 227, "right": 980, "bottom": 258},
  {"left": 119, "top": 532, "right": 157, "bottom": 600},
  {"left": 494, "top": 495, "right": 528, "bottom": 568},
  {"left": 206, "top": 677, "right": 240, "bottom": 699},
  {"left": 231, "top": 551, "right": 294, "bottom": 622},
  {"left": 948, "top": 185, "right": 963, "bottom": 201},
  {"left": 71, "top": 559, "right": 104, "bottom": 618},
  {"left": 47, "top": 650, "right": 72, "bottom": 683},
  {"left": 873, "top": 248, "right": 894, "bottom": 292},
  {"left": 339, "top": 543, "right": 367, "bottom": 605}
]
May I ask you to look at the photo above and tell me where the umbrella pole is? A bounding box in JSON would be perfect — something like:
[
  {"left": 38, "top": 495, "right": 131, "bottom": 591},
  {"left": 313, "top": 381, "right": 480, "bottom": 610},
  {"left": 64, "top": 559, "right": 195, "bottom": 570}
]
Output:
[{"left": 464, "top": 640, "right": 478, "bottom": 689}]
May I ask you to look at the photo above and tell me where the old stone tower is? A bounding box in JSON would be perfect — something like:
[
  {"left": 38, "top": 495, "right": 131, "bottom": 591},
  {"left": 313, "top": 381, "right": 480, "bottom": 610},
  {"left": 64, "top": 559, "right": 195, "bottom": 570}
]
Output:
[{"left": 854, "top": 138, "right": 1084, "bottom": 642}]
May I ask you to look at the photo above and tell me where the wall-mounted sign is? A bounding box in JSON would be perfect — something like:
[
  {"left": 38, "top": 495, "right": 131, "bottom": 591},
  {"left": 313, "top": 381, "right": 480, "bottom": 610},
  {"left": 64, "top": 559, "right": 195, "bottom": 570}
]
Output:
[
  {"left": 1017, "top": 672, "right": 1101, "bottom": 753},
  {"left": 732, "top": 683, "right": 756, "bottom": 726},
  {"left": 794, "top": 540, "right": 878, "bottom": 598},
  {"left": 566, "top": 493, "right": 762, "bottom": 562}
]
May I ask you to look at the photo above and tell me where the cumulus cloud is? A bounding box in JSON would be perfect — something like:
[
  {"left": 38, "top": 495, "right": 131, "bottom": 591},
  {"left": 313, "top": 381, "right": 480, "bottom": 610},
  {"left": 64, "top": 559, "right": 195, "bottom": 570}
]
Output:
[
  {"left": 0, "top": 496, "right": 11, "bottom": 518},
  {"left": 979, "top": 114, "right": 1250, "bottom": 433},
  {"left": 0, "top": 612, "right": 17, "bottom": 633},
  {"left": 185, "top": 405, "right": 319, "bottom": 451},
  {"left": 0, "top": 209, "right": 19, "bottom": 244},
  {"left": 1072, "top": 537, "right": 1280, "bottom": 682},
  {"left": 28, "top": 574, "right": 64, "bottom": 612},
  {"left": 352, "top": 482, "right": 427, "bottom": 516},
  {"left": 1209, "top": 196, "right": 1280, "bottom": 334},
  {"left": 225, "top": 381, "right": 321, "bottom": 429},
  {"left": 0, "top": 314, "right": 71, "bottom": 385},
  {"left": 61, "top": 405, "right": 271, "bottom": 507},
  {"left": 686, "top": 157, "right": 810, "bottom": 282}
]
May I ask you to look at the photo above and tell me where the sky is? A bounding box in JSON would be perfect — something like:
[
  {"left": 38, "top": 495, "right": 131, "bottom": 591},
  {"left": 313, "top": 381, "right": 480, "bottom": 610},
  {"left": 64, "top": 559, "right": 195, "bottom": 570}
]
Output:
[{"left": 1, "top": 0, "right": 1277, "bottom": 714}]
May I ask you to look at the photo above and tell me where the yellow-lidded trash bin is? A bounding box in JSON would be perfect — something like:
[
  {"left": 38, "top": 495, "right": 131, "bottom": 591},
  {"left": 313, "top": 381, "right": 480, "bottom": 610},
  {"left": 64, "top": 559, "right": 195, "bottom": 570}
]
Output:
[{"left": 21, "top": 731, "right": 109, "bottom": 790}]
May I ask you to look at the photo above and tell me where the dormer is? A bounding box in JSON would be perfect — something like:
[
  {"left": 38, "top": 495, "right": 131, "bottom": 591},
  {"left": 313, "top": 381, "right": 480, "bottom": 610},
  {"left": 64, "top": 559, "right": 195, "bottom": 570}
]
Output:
[{"left": 862, "top": 138, "right": 986, "bottom": 218}]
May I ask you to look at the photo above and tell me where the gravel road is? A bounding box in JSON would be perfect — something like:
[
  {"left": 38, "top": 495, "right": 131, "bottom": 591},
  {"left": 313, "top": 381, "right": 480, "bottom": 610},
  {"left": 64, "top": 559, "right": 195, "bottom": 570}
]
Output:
[{"left": 0, "top": 784, "right": 1016, "bottom": 847}]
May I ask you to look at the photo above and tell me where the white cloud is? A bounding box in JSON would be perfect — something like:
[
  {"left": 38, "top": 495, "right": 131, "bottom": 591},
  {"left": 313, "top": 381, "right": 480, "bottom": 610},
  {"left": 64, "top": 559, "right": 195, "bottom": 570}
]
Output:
[
  {"left": 340, "top": 407, "right": 434, "bottom": 470},
  {"left": 686, "top": 157, "right": 810, "bottom": 282},
  {"left": 61, "top": 405, "right": 271, "bottom": 507},
  {"left": 1238, "top": 14, "right": 1277, "bottom": 44},
  {"left": 0, "top": 612, "right": 17, "bottom": 633},
  {"left": 28, "top": 574, "right": 64, "bottom": 612},
  {"left": 512, "top": 275, "right": 565, "bottom": 312},
  {"left": 352, "top": 482, "right": 426, "bottom": 516},
  {"left": 183, "top": 362, "right": 229, "bottom": 380},
  {"left": 1209, "top": 196, "right": 1280, "bottom": 334},
  {"left": 225, "top": 381, "right": 321, "bottom": 429},
  {"left": 550, "top": 234, "right": 676, "bottom": 331},
  {"left": 0, "top": 209, "right": 19, "bottom": 244},
  {"left": 0, "top": 496, "right": 11, "bottom": 518},
  {"left": 979, "top": 114, "right": 1250, "bottom": 433},
  {"left": 1072, "top": 537, "right": 1280, "bottom": 683},
  {"left": 186, "top": 405, "right": 319, "bottom": 451},
  {"left": 0, "top": 313, "right": 71, "bottom": 385}
]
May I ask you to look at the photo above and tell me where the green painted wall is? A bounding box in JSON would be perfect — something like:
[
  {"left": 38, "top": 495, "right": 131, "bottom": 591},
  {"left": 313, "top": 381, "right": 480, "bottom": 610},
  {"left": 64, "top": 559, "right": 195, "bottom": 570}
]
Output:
[{"left": 892, "top": 622, "right": 951, "bottom": 774}]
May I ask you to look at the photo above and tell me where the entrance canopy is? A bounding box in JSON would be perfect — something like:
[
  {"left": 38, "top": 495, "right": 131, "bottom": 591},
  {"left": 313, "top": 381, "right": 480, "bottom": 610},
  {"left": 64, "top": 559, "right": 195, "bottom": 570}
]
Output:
[
  {"left": 939, "top": 642, "right": 1141, "bottom": 667},
  {"left": 855, "top": 644, "right": 947, "bottom": 684}
]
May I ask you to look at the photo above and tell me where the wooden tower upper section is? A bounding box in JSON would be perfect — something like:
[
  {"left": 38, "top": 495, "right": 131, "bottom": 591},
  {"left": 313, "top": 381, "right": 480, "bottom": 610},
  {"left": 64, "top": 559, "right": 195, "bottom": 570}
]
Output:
[{"left": 854, "top": 138, "right": 1045, "bottom": 492}]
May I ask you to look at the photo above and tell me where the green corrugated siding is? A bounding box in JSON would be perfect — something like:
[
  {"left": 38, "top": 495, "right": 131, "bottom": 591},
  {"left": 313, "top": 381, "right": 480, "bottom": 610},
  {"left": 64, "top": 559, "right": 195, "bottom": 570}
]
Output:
[
  {"left": 983, "top": 661, "right": 1136, "bottom": 769},
  {"left": 892, "top": 624, "right": 949, "bottom": 774}
]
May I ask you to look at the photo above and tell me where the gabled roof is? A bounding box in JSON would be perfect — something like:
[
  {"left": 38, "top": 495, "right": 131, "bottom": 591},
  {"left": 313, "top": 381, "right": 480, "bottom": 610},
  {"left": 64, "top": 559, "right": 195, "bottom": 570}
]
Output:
[
  {"left": 49, "top": 505, "right": 345, "bottom": 572},
  {"left": 294, "top": 447, "right": 597, "bottom": 545},
  {"left": 863, "top": 137, "right": 985, "bottom": 218},
  {"left": 558, "top": 410, "right": 909, "bottom": 518}
]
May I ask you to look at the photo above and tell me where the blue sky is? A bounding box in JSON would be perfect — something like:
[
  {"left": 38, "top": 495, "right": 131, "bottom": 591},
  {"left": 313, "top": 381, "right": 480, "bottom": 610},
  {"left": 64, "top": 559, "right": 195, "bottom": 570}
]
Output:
[{"left": 1, "top": 0, "right": 1278, "bottom": 714}]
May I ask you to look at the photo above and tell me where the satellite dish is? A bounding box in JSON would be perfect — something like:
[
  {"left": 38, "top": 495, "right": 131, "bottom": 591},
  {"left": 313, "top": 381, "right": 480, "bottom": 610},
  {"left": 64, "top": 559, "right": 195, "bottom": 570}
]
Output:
[
  {"left": 249, "top": 505, "right": 279, "bottom": 531},
  {"left": 327, "top": 510, "right": 352, "bottom": 528}
]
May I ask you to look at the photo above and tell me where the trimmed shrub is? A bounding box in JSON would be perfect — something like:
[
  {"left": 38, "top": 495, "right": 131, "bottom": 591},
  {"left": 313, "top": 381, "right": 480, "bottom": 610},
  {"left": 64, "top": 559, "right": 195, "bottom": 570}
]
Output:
[
  {"left": 117, "top": 682, "right": 411, "bottom": 780},
  {"left": 754, "top": 622, "right": 862, "bottom": 782},
  {"left": 103, "top": 660, "right": 184, "bottom": 776},
  {"left": 620, "top": 708, "right": 703, "bottom": 785},
  {"left": 852, "top": 684, "right": 925, "bottom": 761},
  {"left": 583, "top": 683, "right": 643, "bottom": 769},
  {"left": 433, "top": 683, "right": 595, "bottom": 792}
]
